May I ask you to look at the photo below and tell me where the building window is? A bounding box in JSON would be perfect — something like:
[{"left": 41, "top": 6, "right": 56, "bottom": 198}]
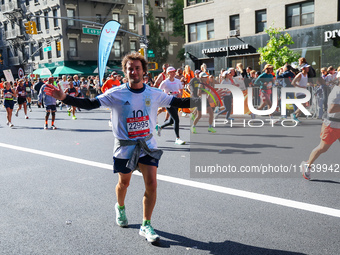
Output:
[
  {"left": 286, "top": 1, "right": 314, "bottom": 28},
  {"left": 256, "top": 9, "right": 267, "bottom": 33},
  {"left": 129, "top": 15, "right": 135, "bottom": 30},
  {"left": 39, "top": 42, "right": 44, "bottom": 60},
  {"left": 47, "top": 47, "right": 52, "bottom": 59},
  {"left": 69, "top": 38, "right": 77, "bottom": 57},
  {"left": 53, "top": 9, "right": 59, "bottom": 27},
  {"left": 130, "top": 41, "right": 137, "bottom": 52},
  {"left": 25, "top": 0, "right": 29, "bottom": 5},
  {"left": 44, "top": 11, "right": 49, "bottom": 30},
  {"left": 188, "top": 20, "right": 214, "bottom": 42},
  {"left": 96, "top": 14, "right": 101, "bottom": 24},
  {"left": 67, "top": 9, "right": 75, "bottom": 26},
  {"left": 128, "top": 0, "right": 134, "bottom": 3},
  {"left": 36, "top": 15, "right": 41, "bottom": 31},
  {"left": 113, "top": 41, "right": 121, "bottom": 57},
  {"left": 230, "top": 14, "right": 240, "bottom": 31},
  {"left": 112, "top": 13, "right": 119, "bottom": 22},
  {"left": 187, "top": 0, "right": 209, "bottom": 6},
  {"left": 156, "top": 17, "right": 165, "bottom": 32},
  {"left": 31, "top": 43, "right": 35, "bottom": 61},
  {"left": 155, "top": 0, "right": 165, "bottom": 7},
  {"left": 34, "top": 0, "right": 38, "bottom": 3},
  {"left": 4, "top": 23, "right": 8, "bottom": 32}
]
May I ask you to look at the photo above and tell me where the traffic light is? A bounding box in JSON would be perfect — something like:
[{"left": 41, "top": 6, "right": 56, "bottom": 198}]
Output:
[
  {"left": 31, "top": 21, "right": 37, "bottom": 34},
  {"left": 56, "top": 41, "right": 61, "bottom": 51},
  {"left": 24, "top": 21, "right": 32, "bottom": 34},
  {"left": 138, "top": 48, "right": 144, "bottom": 56},
  {"left": 148, "top": 62, "right": 158, "bottom": 71},
  {"left": 24, "top": 21, "right": 37, "bottom": 34}
]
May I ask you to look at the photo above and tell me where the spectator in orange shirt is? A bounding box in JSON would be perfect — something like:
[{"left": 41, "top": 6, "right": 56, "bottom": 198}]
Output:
[
  {"left": 0, "top": 78, "right": 5, "bottom": 89},
  {"left": 101, "top": 72, "right": 121, "bottom": 93}
]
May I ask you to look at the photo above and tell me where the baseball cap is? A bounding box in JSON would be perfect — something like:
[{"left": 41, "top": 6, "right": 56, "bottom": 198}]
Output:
[
  {"left": 199, "top": 72, "right": 208, "bottom": 78},
  {"left": 301, "top": 64, "right": 310, "bottom": 69},
  {"left": 166, "top": 66, "right": 176, "bottom": 73},
  {"left": 222, "top": 70, "right": 231, "bottom": 77},
  {"left": 111, "top": 71, "right": 118, "bottom": 76},
  {"left": 48, "top": 77, "right": 54, "bottom": 82},
  {"left": 194, "top": 70, "right": 201, "bottom": 75}
]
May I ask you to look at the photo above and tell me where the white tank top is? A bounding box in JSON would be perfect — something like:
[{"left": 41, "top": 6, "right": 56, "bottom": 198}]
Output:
[{"left": 297, "top": 73, "right": 308, "bottom": 97}]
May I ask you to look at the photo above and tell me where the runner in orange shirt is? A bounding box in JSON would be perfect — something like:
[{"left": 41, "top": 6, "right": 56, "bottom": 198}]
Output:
[{"left": 101, "top": 72, "right": 121, "bottom": 93}]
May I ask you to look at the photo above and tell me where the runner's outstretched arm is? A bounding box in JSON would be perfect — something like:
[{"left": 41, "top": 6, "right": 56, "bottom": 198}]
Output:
[{"left": 44, "top": 84, "right": 100, "bottom": 110}]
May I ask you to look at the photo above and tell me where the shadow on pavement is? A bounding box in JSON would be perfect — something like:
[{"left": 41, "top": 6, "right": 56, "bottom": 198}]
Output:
[
  {"left": 152, "top": 230, "right": 307, "bottom": 255},
  {"left": 310, "top": 179, "right": 340, "bottom": 185}
]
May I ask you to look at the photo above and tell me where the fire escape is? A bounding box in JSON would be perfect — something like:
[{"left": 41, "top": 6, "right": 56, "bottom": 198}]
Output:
[{"left": 1, "top": 0, "right": 30, "bottom": 66}]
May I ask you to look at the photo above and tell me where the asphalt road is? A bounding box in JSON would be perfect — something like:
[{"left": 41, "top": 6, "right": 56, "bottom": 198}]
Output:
[{"left": 0, "top": 105, "right": 339, "bottom": 255}]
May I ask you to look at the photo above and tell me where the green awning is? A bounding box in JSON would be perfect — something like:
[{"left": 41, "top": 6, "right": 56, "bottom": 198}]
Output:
[
  {"left": 52, "top": 66, "right": 84, "bottom": 77},
  {"left": 33, "top": 67, "right": 56, "bottom": 78}
]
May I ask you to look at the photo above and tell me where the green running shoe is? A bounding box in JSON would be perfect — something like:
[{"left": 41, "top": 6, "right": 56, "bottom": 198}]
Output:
[
  {"left": 139, "top": 224, "right": 160, "bottom": 243},
  {"left": 208, "top": 127, "right": 216, "bottom": 133},
  {"left": 115, "top": 203, "right": 128, "bottom": 227},
  {"left": 191, "top": 126, "right": 197, "bottom": 134}
]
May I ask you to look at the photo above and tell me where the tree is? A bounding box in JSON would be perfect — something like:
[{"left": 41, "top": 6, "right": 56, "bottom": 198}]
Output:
[
  {"left": 258, "top": 25, "right": 300, "bottom": 70},
  {"left": 146, "top": 3, "right": 169, "bottom": 65},
  {"left": 168, "top": 0, "right": 185, "bottom": 62}
]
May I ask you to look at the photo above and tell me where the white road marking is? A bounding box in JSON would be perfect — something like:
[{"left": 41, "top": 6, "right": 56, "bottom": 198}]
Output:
[{"left": 1, "top": 142, "right": 339, "bottom": 218}]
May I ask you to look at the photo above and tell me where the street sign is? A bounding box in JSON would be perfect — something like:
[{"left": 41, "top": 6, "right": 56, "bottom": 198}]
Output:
[
  {"left": 82, "top": 27, "right": 101, "bottom": 35},
  {"left": 18, "top": 67, "right": 24, "bottom": 79},
  {"left": 43, "top": 46, "right": 52, "bottom": 52},
  {"left": 147, "top": 53, "right": 155, "bottom": 58},
  {"left": 147, "top": 50, "right": 153, "bottom": 54}
]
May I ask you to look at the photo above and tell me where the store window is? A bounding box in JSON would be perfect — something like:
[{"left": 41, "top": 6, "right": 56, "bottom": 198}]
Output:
[
  {"left": 188, "top": 20, "right": 214, "bottom": 42},
  {"left": 286, "top": 1, "right": 314, "bottom": 28},
  {"left": 256, "top": 9, "right": 267, "bottom": 33},
  {"left": 228, "top": 55, "right": 261, "bottom": 74}
]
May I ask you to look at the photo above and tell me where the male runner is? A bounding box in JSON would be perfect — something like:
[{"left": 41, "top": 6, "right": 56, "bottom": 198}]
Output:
[
  {"left": 38, "top": 77, "right": 57, "bottom": 129},
  {"left": 44, "top": 52, "right": 209, "bottom": 243},
  {"left": 300, "top": 83, "right": 340, "bottom": 180}
]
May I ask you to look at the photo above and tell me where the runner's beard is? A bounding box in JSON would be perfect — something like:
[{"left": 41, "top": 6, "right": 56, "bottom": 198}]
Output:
[{"left": 130, "top": 77, "right": 142, "bottom": 84}]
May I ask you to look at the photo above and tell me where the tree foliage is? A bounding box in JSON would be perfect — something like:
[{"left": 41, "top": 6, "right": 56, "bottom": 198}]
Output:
[
  {"left": 168, "top": 0, "right": 185, "bottom": 38},
  {"left": 146, "top": 2, "right": 169, "bottom": 65},
  {"left": 258, "top": 25, "right": 300, "bottom": 70},
  {"left": 168, "top": 0, "right": 185, "bottom": 61}
]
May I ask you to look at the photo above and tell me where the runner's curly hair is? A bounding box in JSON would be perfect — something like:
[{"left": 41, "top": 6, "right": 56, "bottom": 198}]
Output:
[{"left": 122, "top": 52, "right": 148, "bottom": 75}]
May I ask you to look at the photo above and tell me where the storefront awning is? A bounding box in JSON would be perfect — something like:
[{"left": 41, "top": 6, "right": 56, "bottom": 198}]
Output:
[
  {"left": 33, "top": 67, "right": 55, "bottom": 78},
  {"left": 52, "top": 66, "right": 84, "bottom": 77}
]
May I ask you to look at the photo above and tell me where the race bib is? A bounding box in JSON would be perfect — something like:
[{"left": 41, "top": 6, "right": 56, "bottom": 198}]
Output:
[
  {"left": 4, "top": 92, "right": 13, "bottom": 99},
  {"left": 26, "top": 87, "right": 31, "bottom": 92},
  {"left": 126, "top": 115, "right": 150, "bottom": 139}
]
